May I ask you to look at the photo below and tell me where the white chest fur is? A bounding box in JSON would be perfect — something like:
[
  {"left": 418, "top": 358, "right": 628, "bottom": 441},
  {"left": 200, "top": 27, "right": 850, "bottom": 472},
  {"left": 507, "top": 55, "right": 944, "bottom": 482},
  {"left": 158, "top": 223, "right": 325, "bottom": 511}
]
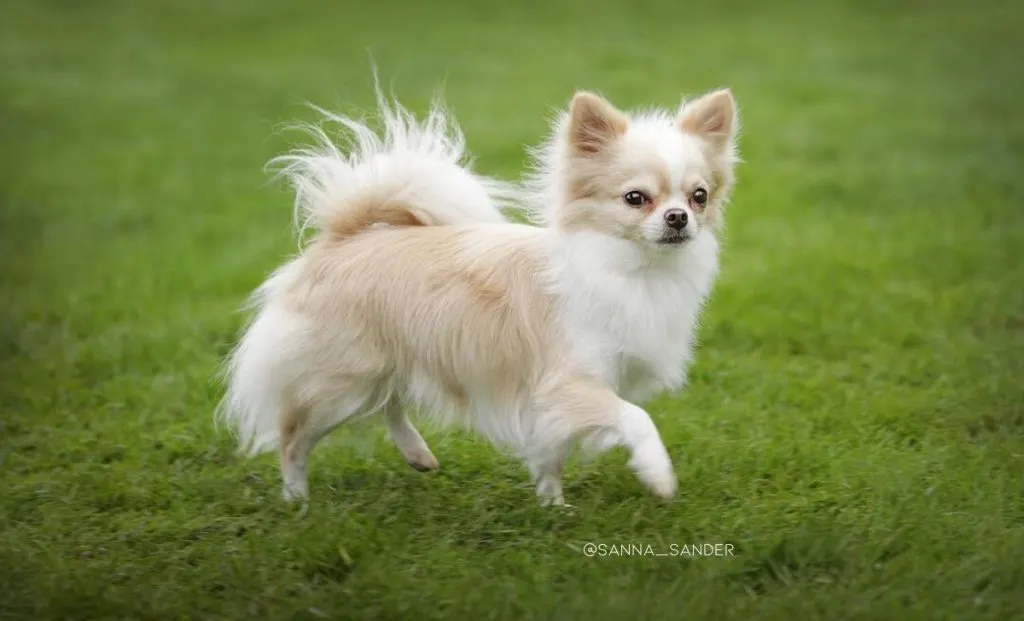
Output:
[{"left": 548, "top": 231, "right": 719, "bottom": 403}]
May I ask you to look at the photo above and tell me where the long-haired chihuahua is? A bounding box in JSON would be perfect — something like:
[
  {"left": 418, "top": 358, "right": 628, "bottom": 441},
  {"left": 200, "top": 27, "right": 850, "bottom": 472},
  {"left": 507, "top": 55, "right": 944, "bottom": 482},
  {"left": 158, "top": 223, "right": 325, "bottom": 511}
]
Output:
[{"left": 220, "top": 84, "right": 739, "bottom": 506}]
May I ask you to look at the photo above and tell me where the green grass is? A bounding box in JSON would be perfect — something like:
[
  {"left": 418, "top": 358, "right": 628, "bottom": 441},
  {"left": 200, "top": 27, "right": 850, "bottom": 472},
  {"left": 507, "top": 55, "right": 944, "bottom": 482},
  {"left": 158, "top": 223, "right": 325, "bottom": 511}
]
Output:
[{"left": 2, "top": 0, "right": 1023, "bottom": 618}]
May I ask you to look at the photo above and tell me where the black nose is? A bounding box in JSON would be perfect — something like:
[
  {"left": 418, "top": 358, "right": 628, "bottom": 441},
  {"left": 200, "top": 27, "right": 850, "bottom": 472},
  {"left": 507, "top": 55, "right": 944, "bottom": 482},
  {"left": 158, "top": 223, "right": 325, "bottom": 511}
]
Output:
[{"left": 664, "top": 208, "right": 688, "bottom": 230}]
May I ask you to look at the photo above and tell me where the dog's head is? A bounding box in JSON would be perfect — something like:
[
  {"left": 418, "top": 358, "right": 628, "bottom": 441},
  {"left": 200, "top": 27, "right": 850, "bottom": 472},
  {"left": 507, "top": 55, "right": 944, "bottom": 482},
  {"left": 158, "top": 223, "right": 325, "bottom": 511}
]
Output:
[{"left": 540, "top": 89, "right": 739, "bottom": 248}]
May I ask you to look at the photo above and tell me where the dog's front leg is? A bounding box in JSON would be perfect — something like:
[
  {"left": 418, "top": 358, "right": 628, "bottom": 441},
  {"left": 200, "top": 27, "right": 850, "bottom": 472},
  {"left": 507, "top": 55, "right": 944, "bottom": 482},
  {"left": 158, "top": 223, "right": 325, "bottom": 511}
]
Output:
[
  {"left": 615, "top": 401, "right": 677, "bottom": 498},
  {"left": 530, "top": 379, "right": 677, "bottom": 504}
]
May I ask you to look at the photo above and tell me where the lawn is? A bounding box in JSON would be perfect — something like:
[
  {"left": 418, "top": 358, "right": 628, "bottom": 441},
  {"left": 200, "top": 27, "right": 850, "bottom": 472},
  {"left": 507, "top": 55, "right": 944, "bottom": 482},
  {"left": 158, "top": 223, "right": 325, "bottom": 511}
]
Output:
[{"left": 2, "top": 0, "right": 1023, "bottom": 618}]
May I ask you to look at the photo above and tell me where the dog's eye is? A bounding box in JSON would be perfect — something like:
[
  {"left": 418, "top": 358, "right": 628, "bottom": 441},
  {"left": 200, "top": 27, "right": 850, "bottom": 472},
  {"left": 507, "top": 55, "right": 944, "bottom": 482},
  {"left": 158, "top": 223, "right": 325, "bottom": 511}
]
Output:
[
  {"left": 623, "top": 190, "right": 650, "bottom": 207},
  {"left": 691, "top": 188, "right": 708, "bottom": 206}
]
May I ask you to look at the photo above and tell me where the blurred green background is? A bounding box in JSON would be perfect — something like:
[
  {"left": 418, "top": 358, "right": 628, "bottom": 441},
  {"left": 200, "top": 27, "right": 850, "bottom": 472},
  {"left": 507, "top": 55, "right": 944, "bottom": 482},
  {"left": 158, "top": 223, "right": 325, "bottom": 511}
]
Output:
[{"left": 2, "top": 0, "right": 1022, "bottom": 619}]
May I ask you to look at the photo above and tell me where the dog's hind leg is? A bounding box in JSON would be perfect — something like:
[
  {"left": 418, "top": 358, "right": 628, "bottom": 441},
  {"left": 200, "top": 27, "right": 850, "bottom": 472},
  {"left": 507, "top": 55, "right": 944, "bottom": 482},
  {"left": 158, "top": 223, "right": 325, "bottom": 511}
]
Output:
[
  {"left": 384, "top": 401, "right": 439, "bottom": 472},
  {"left": 526, "top": 448, "right": 568, "bottom": 506},
  {"left": 279, "top": 403, "right": 316, "bottom": 502},
  {"left": 278, "top": 389, "right": 375, "bottom": 501}
]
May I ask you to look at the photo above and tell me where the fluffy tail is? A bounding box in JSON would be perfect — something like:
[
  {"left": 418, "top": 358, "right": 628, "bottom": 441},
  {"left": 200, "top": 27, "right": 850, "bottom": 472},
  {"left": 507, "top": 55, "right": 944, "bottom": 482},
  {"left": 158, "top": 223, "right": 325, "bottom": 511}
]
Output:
[
  {"left": 272, "top": 88, "right": 513, "bottom": 241},
  {"left": 218, "top": 88, "right": 511, "bottom": 455}
]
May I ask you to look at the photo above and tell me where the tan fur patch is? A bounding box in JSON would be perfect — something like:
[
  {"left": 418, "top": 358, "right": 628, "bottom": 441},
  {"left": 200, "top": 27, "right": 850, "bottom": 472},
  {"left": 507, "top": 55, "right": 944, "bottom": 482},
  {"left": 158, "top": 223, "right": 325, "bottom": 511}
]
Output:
[
  {"left": 279, "top": 224, "right": 569, "bottom": 421},
  {"left": 327, "top": 200, "right": 425, "bottom": 238},
  {"left": 279, "top": 405, "right": 308, "bottom": 453}
]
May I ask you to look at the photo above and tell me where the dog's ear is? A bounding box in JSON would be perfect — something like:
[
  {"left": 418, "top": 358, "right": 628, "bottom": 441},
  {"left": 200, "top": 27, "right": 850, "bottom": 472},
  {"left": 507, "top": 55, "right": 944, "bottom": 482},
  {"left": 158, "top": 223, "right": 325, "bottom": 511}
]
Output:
[
  {"left": 567, "top": 91, "right": 628, "bottom": 156},
  {"left": 678, "top": 88, "right": 738, "bottom": 153}
]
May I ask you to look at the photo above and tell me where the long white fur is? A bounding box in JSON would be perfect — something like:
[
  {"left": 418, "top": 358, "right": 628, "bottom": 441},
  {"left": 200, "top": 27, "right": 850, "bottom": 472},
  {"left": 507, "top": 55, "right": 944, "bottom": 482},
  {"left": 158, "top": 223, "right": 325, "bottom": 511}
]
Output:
[
  {"left": 275, "top": 90, "right": 512, "bottom": 239},
  {"left": 219, "top": 94, "right": 513, "bottom": 455}
]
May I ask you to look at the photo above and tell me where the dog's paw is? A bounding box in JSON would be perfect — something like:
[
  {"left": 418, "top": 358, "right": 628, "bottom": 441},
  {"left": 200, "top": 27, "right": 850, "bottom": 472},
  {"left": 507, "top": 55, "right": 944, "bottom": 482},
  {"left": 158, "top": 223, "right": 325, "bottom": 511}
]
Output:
[
  {"left": 282, "top": 483, "right": 308, "bottom": 503},
  {"left": 406, "top": 451, "right": 440, "bottom": 472},
  {"left": 646, "top": 472, "right": 677, "bottom": 499},
  {"left": 630, "top": 460, "right": 677, "bottom": 499},
  {"left": 538, "top": 493, "right": 566, "bottom": 507}
]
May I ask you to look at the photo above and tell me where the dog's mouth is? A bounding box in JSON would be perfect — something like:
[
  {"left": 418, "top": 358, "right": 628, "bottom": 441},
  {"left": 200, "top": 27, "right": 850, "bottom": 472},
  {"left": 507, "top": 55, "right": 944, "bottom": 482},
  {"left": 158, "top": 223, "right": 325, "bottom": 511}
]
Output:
[{"left": 657, "top": 231, "right": 692, "bottom": 245}]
